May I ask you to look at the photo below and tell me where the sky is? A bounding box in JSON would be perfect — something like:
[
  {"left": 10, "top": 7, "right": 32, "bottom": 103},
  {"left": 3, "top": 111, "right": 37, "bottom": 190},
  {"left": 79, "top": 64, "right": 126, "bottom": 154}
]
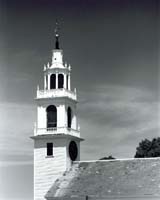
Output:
[{"left": 0, "top": 0, "right": 159, "bottom": 200}]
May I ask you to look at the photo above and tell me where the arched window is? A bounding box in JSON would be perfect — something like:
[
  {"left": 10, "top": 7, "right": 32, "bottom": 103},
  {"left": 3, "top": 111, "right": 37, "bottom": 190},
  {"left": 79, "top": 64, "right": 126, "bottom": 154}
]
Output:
[
  {"left": 67, "top": 107, "right": 72, "bottom": 128},
  {"left": 50, "top": 74, "right": 56, "bottom": 89},
  {"left": 58, "top": 74, "right": 64, "bottom": 89},
  {"left": 46, "top": 105, "right": 57, "bottom": 128}
]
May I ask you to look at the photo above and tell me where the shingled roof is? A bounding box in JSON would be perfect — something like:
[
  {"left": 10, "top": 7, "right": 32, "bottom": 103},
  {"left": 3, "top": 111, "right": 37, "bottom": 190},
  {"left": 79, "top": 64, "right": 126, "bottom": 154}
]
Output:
[{"left": 45, "top": 158, "right": 160, "bottom": 200}]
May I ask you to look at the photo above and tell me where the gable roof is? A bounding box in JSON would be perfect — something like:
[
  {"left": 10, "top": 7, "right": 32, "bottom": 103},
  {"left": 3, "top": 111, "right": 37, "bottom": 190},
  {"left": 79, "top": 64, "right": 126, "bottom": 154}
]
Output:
[{"left": 45, "top": 158, "right": 160, "bottom": 200}]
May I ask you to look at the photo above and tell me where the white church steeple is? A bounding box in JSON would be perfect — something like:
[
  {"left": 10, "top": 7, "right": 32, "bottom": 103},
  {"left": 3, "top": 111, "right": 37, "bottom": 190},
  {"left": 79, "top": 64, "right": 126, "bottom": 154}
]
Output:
[{"left": 31, "top": 23, "right": 83, "bottom": 200}]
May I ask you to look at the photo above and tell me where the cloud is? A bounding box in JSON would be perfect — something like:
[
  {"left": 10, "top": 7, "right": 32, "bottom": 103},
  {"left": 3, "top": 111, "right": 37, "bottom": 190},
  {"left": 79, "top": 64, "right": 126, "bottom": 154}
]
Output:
[
  {"left": 78, "top": 84, "right": 159, "bottom": 159},
  {"left": 0, "top": 160, "right": 33, "bottom": 167},
  {"left": 0, "top": 84, "right": 159, "bottom": 163},
  {"left": 0, "top": 102, "right": 35, "bottom": 166}
]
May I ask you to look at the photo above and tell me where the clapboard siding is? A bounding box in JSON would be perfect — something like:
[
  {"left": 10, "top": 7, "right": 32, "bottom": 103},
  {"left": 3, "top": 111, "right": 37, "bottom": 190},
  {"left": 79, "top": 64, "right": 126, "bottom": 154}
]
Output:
[{"left": 34, "top": 138, "right": 68, "bottom": 200}]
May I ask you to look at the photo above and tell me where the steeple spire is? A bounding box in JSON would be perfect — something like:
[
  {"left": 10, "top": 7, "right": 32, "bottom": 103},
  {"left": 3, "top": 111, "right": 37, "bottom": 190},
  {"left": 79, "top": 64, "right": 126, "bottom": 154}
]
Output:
[{"left": 55, "top": 20, "right": 60, "bottom": 49}]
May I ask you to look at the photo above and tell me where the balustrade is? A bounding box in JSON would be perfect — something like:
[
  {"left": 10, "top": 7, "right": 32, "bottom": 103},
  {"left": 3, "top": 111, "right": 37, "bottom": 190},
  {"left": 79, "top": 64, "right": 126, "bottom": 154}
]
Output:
[
  {"left": 37, "top": 88, "right": 77, "bottom": 100},
  {"left": 34, "top": 126, "right": 80, "bottom": 138}
]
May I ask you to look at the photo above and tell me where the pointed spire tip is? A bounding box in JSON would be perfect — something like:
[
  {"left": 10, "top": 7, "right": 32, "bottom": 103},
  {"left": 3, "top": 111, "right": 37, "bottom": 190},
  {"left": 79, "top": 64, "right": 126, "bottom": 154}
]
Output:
[{"left": 54, "top": 20, "right": 60, "bottom": 49}]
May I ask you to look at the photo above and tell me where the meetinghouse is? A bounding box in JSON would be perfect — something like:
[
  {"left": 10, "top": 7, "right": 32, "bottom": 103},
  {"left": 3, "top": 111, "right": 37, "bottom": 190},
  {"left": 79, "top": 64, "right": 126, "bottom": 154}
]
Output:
[{"left": 31, "top": 25, "right": 160, "bottom": 200}]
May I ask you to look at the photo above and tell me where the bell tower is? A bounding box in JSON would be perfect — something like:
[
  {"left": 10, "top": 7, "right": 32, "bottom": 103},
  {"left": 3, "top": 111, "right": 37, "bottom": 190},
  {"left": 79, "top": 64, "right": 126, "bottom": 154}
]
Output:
[{"left": 31, "top": 23, "right": 83, "bottom": 200}]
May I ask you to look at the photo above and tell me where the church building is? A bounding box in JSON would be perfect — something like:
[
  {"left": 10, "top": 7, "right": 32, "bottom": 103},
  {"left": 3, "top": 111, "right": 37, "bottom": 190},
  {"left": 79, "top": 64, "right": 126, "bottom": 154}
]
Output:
[{"left": 31, "top": 26, "right": 160, "bottom": 200}]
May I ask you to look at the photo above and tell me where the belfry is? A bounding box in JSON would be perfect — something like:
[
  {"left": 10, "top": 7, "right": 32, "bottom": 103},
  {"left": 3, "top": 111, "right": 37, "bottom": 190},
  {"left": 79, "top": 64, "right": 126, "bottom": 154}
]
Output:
[{"left": 31, "top": 23, "right": 83, "bottom": 200}]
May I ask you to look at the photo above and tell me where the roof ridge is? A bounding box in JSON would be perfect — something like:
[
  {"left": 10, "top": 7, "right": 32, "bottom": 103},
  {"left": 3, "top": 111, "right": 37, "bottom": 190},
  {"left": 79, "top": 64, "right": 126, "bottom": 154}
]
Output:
[{"left": 74, "top": 157, "right": 160, "bottom": 163}]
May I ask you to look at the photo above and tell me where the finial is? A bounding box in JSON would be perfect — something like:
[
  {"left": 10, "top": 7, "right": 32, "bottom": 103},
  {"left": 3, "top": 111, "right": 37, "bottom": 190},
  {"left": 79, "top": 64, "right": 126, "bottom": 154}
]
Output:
[
  {"left": 68, "top": 64, "right": 71, "bottom": 70},
  {"left": 78, "top": 124, "right": 80, "bottom": 131},
  {"left": 74, "top": 88, "right": 77, "bottom": 94},
  {"left": 54, "top": 20, "right": 60, "bottom": 49}
]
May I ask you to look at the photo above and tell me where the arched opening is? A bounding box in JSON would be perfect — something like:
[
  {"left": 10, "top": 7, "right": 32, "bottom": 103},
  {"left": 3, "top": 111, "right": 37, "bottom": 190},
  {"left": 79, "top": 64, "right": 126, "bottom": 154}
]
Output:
[
  {"left": 50, "top": 74, "right": 56, "bottom": 89},
  {"left": 58, "top": 74, "right": 64, "bottom": 89},
  {"left": 66, "top": 75, "right": 68, "bottom": 90},
  {"left": 67, "top": 107, "right": 72, "bottom": 128},
  {"left": 46, "top": 105, "right": 57, "bottom": 128},
  {"left": 46, "top": 75, "right": 48, "bottom": 90}
]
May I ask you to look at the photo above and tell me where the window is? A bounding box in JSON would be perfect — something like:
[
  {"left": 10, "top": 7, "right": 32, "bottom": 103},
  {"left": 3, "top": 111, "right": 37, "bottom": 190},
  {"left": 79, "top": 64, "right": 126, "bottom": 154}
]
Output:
[
  {"left": 58, "top": 74, "right": 64, "bottom": 89},
  {"left": 50, "top": 74, "right": 56, "bottom": 89},
  {"left": 67, "top": 107, "right": 72, "bottom": 128},
  {"left": 47, "top": 143, "right": 53, "bottom": 156},
  {"left": 46, "top": 105, "right": 57, "bottom": 128}
]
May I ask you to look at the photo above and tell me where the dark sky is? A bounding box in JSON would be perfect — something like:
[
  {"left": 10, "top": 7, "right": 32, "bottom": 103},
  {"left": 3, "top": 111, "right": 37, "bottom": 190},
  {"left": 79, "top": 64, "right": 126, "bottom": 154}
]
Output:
[{"left": 0, "top": 0, "right": 159, "bottom": 200}]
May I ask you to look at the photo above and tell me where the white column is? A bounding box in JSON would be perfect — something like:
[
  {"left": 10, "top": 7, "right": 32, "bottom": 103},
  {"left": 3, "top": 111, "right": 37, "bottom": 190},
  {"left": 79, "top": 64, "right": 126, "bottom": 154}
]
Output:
[
  {"left": 56, "top": 73, "right": 58, "bottom": 89},
  {"left": 48, "top": 74, "right": 50, "bottom": 90},
  {"left": 44, "top": 75, "right": 46, "bottom": 90},
  {"left": 68, "top": 73, "right": 71, "bottom": 90},
  {"left": 64, "top": 74, "right": 66, "bottom": 89}
]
